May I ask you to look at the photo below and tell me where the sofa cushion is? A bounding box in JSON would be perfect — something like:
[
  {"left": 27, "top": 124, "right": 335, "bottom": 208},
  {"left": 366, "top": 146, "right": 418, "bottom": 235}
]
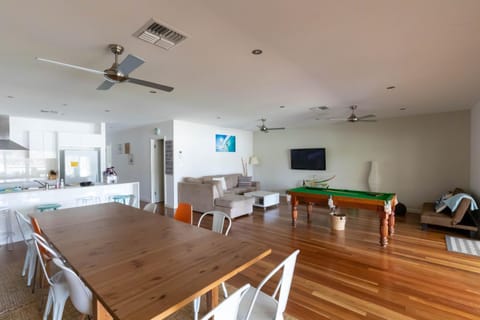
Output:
[
  {"left": 224, "top": 174, "right": 240, "bottom": 190},
  {"left": 238, "top": 176, "right": 253, "bottom": 187},
  {"left": 184, "top": 177, "right": 203, "bottom": 184},
  {"left": 204, "top": 180, "right": 224, "bottom": 198},
  {"left": 215, "top": 194, "right": 254, "bottom": 208}
]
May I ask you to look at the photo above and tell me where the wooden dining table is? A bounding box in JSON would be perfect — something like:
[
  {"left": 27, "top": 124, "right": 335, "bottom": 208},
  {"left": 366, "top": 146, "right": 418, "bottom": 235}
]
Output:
[{"left": 33, "top": 202, "right": 271, "bottom": 319}]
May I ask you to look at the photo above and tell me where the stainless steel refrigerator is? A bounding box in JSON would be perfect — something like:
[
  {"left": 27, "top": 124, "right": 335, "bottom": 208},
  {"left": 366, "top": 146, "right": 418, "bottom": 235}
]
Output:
[{"left": 59, "top": 149, "right": 100, "bottom": 185}]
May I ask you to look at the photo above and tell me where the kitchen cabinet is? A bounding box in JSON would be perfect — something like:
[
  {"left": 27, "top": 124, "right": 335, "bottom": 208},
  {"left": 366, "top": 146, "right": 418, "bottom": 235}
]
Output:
[{"left": 28, "top": 131, "right": 57, "bottom": 159}]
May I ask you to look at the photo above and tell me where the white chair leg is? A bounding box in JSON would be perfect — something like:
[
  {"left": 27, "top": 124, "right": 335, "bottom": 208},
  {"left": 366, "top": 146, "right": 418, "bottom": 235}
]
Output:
[
  {"left": 221, "top": 282, "right": 228, "bottom": 298},
  {"left": 43, "top": 290, "right": 53, "bottom": 320},
  {"left": 27, "top": 252, "right": 36, "bottom": 286},
  {"left": 21, "top": 250, "right": 30, "bottom": 277},
  {"left": 193, "top": 297, "right": 201, "bottom": 320}
]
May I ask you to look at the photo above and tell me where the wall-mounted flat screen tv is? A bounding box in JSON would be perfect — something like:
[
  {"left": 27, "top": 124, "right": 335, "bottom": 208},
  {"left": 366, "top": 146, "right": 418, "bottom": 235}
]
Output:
[{"left": 290, "top": 148, "right": 326, "bottom": 170}]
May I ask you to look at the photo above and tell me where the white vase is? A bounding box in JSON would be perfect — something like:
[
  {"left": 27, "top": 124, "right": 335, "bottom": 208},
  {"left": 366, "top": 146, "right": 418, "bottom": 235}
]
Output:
[{"left": 367, "top": 161, "right": 379, "bottom": 192}]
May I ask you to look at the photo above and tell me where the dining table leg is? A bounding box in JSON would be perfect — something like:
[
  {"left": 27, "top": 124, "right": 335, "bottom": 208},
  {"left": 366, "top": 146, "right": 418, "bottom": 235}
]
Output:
[
  {"left": 95, "top": 298, "right": 113, "bottom": 320},
  {"left": 206, "top": 286, "right": 219, "bottom": 313}
]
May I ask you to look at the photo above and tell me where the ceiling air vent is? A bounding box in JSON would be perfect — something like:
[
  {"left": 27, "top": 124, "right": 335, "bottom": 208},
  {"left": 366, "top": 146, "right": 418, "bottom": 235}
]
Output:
[{"left": 134, "top": 19, "right": 187, "bottom": 50}]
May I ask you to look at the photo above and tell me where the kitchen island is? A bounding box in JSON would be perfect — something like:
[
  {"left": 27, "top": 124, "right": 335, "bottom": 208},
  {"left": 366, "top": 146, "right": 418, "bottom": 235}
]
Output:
[{"left": 0, "top": 182, "right": 139, "bottom": 245}]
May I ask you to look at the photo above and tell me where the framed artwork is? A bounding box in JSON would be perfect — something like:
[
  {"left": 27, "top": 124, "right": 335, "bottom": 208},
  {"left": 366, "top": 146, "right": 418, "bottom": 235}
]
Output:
[{"left": 215, "top": 134, "right": 236, "bottom": 152}]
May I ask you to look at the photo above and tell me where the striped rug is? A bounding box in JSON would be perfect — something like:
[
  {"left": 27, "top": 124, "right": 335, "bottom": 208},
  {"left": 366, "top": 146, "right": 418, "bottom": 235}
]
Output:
[{"left": 445, "top": 235, "right": 480, "bottom": 256}]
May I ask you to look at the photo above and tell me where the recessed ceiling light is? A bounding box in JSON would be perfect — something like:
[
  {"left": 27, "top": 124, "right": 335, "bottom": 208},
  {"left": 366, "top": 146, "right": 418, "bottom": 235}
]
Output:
[
  {"left": 251, "top": 49, "right": 263, "bottom": 55},
  {"left": 105, "top": 109, "right": 111, "bottom": 113},
  {"left": 386, "top": 86, "right": 396, "bottom": 90},
  {"left": 149, "top": 90, "right": 157, "bottom": 94},
  {"left": 279, "top": 105, "right": 285, "bottom": 109},
  {"left": 7, "top": 95, "right": 14, "bottom": 99},
  {"left": 400, "top": 107, "right": 407, "bottom": 111}
]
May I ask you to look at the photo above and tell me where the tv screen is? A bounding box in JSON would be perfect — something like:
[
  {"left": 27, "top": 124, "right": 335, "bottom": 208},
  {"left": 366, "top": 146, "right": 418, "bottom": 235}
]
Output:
[{"left": 290, "top": 148, "right": 326, "bottom": 170}]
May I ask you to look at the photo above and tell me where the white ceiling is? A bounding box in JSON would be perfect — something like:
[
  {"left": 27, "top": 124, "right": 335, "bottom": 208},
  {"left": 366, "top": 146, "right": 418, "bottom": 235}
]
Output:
[{"left": 1, "top": 0, "right": 480, "bottom": 131}]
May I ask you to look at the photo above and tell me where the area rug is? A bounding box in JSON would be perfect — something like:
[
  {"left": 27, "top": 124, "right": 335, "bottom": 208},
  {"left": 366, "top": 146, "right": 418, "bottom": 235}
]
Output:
[
  {"left": 1, "top": 254, "right": 297, "bottom": 319},
  {"left": 445, "top": 235, "right": 480, "bottom": 256}
]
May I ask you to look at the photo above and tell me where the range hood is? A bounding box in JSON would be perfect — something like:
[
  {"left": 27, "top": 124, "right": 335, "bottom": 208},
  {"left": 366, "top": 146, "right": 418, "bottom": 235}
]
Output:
[{"left": 0, "top": 115, "right": 28, "bottom": 150}]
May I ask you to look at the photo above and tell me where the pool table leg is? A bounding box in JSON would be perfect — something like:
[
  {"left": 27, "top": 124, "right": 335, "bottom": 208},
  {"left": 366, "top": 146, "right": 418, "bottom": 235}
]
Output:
[
  {"left": 292, "top": 198, "right": 298, "bottom": 226},
  {"left": 378, "top": 210, "right": 389, "bottom": 247},
  {"left": 389, "top": 212, "right": 395, "bottom": 236},
  {"left": 307, "top": 202, "right": 313, "bottom": 222}
]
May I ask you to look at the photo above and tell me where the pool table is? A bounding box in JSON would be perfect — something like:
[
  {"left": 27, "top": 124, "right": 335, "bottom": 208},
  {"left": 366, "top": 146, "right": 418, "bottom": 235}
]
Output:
[{"left": 288, "top": 187, "right": 398, "bottom": 247}]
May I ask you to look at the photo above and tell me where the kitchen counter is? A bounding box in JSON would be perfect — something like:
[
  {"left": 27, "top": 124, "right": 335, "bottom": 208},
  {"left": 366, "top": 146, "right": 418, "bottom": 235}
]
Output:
[{"left": 0, "top": 182, "right": 140, "bottom": 245}]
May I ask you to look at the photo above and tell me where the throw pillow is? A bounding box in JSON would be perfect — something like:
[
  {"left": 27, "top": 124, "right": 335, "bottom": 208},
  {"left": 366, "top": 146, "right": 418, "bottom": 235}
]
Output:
[
  {"left": 206, "top": 180, "right": 224, "bottom": 198},
  {"left": 212, "top": 177, "right": 227, "bottom": 191},
  {"left": 238, "top": 176, "right": 253, "bottom": 187}
]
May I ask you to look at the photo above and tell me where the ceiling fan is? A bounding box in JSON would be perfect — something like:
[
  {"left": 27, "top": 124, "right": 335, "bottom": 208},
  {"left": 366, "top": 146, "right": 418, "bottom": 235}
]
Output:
[
  {"left": 36, "top": 44, "right": 174, "bottom": 92},
  {"left": 258, "top": 118, "right": 285, "bottom": 133},
  {"left": 329, "top": 105, "right": 376, "bottom": 122}
]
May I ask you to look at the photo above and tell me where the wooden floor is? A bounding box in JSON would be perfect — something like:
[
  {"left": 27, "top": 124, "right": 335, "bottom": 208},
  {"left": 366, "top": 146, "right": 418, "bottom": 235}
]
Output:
[{"left": 4, "top": 201, "right": 480, "bottom": 319}]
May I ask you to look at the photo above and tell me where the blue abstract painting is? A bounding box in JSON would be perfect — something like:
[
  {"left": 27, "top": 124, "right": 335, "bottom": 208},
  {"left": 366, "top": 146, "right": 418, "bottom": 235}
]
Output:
[{"left": 215, "top": 134, "right": 236, "bottom": 152}]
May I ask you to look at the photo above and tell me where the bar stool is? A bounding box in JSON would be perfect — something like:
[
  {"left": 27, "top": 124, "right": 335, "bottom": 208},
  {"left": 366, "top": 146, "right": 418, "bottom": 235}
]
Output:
[
  {"left": 36, "top": 203, "right": 62, "bottom": 212},
  {"left": 76, "top": 196, "right": 101, "bottom": 207},
  {"left": 1, "top": 207, "right": 13, "bottom": 251}
]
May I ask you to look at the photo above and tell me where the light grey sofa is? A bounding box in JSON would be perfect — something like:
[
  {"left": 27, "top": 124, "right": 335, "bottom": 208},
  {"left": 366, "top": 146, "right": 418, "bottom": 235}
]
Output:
[{"left": 177, "top": 173, "right": 260, "bottom": 216}]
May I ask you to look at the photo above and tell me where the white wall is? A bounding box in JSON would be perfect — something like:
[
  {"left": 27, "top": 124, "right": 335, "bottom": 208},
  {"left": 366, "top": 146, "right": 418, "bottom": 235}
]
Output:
[
  {"left": 108, "top": 121, "right": 174, "bottom": 206},
  {"left": 470, "top": 102, "right": 480, "bottom": 198},
  {"left": 173, "top": 120, "right": 253, "bottom": 206},
  {"left": 253, "top": 111, "right": 470, "bottom": 211}
]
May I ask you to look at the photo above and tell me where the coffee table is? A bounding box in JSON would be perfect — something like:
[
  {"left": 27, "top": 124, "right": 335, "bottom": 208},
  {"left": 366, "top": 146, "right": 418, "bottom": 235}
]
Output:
[{"left": 244, "top": 190, "right": 280, "bottom": 210}]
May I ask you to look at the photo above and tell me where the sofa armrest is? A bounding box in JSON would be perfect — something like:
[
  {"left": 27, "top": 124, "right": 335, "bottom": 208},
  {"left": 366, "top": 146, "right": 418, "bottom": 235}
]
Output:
[
  {"left": 178, "top": 182, "right": 215, "bottom": 213},
  {"left": 251, "top": 181, "right": 261, "bottom": 191}
]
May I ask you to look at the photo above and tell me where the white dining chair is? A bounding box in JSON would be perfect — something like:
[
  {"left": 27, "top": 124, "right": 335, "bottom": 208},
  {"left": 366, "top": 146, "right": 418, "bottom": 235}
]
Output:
[
  {"left": 237, "top": 249, "right": 300, "bottom": 320},
  {"left": 194, "top": 211, "right": 233, "bottom": 320},
  {"left": 32, "top": 233, "right": 70, "bottom": 320},
  {"left": 200, "top": 284, "right": 250, "bottom": 320},
  {"left": 14, "top": 210, "right": 36, "bottom": 286},
  {"left": 143, "top": 202, "right": 158, "bottom": 213},
  {"left": 52, "top": 257, "right": 93, "bottom": 318}
]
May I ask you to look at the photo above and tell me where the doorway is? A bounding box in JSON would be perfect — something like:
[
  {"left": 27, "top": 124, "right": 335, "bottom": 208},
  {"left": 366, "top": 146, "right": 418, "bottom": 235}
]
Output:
[{"left": 150, "top": 139, "right": 165, "bottom": 203}]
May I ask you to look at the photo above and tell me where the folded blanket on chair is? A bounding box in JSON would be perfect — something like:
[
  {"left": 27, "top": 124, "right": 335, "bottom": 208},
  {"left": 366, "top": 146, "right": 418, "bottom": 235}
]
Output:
[{"left": 443, "top": 193, "right": 478, "bottom": 212}]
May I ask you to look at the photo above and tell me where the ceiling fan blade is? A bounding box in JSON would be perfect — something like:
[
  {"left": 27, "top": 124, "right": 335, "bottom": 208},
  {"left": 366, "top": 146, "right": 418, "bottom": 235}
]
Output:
[
  {"left": 126, "top": 77, "right": 174, "bottom": 92},
  {"left": 36, "top": 57, "right": 104, "bottom": 75},
  {"left": 328, "top": 118, "right": 347, "bottom": 121},
  {"left": 358, "top": 114, "right": 376, "bottom": 120},
  {"left": 267, "top": 127, "right": 285, "bottom": 130},
  {"left": 97, "top": 80, "right": 115, "bottom": 90},
  {"left": 118, "top": 54, "right": 144, "bottom": 75},
  {"left": 359, "top": 119, "right": 377, "bottom": 122}
]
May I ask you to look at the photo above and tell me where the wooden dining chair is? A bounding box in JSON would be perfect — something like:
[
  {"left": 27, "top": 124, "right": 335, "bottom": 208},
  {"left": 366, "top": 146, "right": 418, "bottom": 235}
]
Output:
[
  {"left": 237, "top": 250, "right": 300, "bottom": 320},
  {"left": 199, "top": 284, "right": 250, "bottom": 320},
  {"left": 174, "top": 202, "right": 193, "bottom": 224}
]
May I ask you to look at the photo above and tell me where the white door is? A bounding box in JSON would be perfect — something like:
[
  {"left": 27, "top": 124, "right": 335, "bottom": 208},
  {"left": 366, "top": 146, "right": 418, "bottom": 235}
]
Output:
[{"left": 150, "top": 139, "right": 165, "bottom": 202}]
